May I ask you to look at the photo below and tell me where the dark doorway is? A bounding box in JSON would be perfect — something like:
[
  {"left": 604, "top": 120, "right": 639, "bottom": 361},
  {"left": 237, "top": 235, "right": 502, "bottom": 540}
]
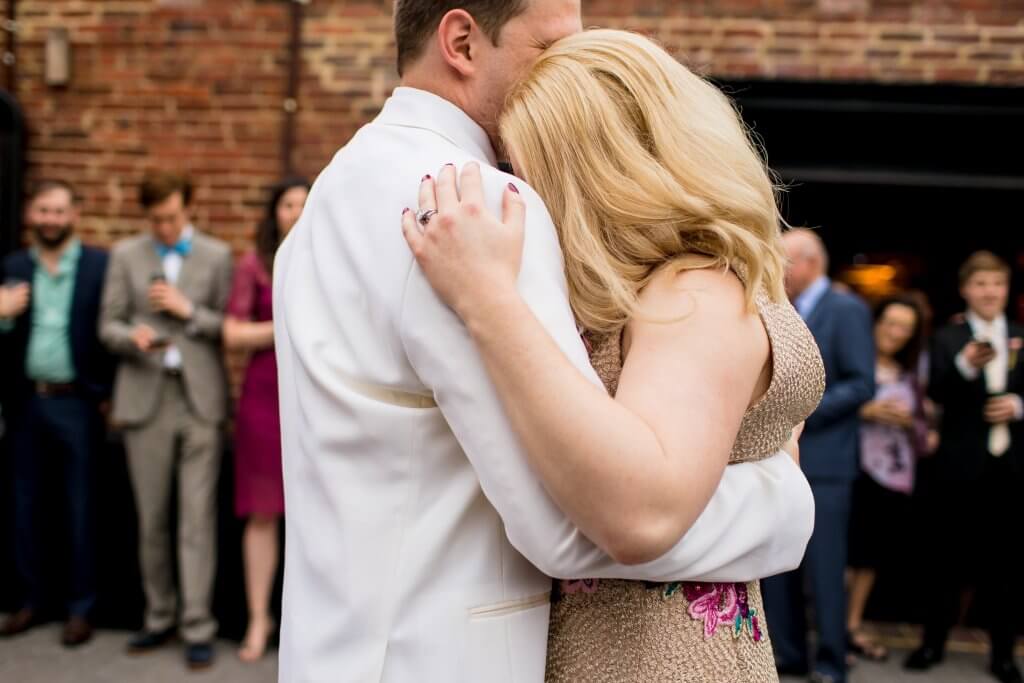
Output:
[
  {"left": 723, "top": 79, "right": 1024, "bottom": 324},
  {"left": 0, "top": 90, "right": 23, "bottom": 616},
  {"left": 0, "top": 90, "right": 24, "bottom": 257},
  {"left": 723, "top": 79, "right": 1024, "bottom": 626}
]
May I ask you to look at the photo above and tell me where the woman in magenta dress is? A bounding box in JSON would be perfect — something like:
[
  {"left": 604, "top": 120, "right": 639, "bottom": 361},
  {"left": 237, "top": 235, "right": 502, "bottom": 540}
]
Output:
[{"left": 224, "top": 178, "right": 309, "bottom": 662}]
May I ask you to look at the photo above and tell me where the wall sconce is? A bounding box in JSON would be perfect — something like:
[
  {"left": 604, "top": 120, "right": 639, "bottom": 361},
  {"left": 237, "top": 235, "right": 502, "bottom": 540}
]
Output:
[{"left": 44, "top": 27, "right": 71, "bottom": 87}]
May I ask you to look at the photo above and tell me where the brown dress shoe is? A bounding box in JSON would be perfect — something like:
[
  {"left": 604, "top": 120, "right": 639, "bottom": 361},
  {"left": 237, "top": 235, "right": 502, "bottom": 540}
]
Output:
[
  {"left": 62, "top": 616, "right": 93, "bottom": 648},
  {"left": 0, "top": 608, "right": 37, "bottom": 637}
]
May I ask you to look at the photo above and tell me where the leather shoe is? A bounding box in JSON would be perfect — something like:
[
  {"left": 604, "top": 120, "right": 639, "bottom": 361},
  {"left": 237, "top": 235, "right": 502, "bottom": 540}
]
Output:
[
  {"left": 186, "top": 642, "right": 215, "bottom": 670},
  {"left": 126, "top": 626, "right": 177, "bottom": 654},
  {"left": 991, "top": 659, "right": 1024, "bottom": 683},
  {"left": 0, "top": 608, "right": 38, "bottom": 637},
  {"left": 776, "top": 664, "right": 809, "bottom": 677},
  {"left": 62, "top": 616, "right": 93, "bottom": 648},
  {"left": 905, "top": 645, "right": 944, "bottom": 671},
  {"left": 809, "top": 673, "right": 840, "bottom": 683}
]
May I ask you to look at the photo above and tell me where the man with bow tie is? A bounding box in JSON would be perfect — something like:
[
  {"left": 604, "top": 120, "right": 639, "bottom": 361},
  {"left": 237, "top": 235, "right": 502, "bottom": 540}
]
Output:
[
  {"left": 99, "top": 171, "right": 233, "bottom": 671},
  {"left": 905, "top": 251, "right": 1024, "bottom": 683}
]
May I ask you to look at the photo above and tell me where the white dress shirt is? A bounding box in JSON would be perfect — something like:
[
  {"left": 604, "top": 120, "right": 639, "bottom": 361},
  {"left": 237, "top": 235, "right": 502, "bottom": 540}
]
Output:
[
  {"left": 956, "top": 311, "right": 1024, "bottom": 455},
  {"left": 273, "top": 87, "right": 815, "bottom": 683},
  {"left": 159, "top": 225, "right": 194, "bottom": 370},
  {"left": 794, "top": 275, "right": 831, "bottom": 320}
]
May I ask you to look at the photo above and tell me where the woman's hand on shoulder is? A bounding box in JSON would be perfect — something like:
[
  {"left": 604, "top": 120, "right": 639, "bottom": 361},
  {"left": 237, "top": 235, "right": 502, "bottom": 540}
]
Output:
[{"left": 401, "top": 162, "right": 526, "bottom": 324}]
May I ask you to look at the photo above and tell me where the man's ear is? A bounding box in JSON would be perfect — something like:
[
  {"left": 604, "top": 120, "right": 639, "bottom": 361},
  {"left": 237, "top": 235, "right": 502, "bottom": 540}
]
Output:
[{"left": 436, "top": 9, "right": 479, "bottom": 77}]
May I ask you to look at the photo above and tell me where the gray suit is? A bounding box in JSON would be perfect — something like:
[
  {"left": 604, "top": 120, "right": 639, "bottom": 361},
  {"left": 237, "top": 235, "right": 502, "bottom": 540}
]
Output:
[
  {"left": 99, "top": 232, "right": 232, "bottom": 425},
  {"left": 99, "top": 230, "right": 233, "bottom": 643}
]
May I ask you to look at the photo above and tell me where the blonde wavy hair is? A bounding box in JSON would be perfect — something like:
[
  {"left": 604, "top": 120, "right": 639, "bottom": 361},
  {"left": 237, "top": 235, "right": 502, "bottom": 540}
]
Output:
[{"left": 499, "top": 29, "right": 788, "bottom": 334}]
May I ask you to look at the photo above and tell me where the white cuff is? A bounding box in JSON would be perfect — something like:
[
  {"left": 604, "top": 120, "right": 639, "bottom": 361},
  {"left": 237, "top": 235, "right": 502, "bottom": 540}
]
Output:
[
  {"left": 955, "top": 350, "right": 981, "bottom": 381},
  {"left": 1009, "top": 394, "right": 1024, "bottom": 422}
]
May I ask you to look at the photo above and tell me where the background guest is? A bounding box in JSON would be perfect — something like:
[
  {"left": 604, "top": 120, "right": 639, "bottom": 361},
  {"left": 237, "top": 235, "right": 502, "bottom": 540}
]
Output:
[
  {"left": 763, "top": 228, "right": 876, "bottom": 683},
  {"left": 905, "top": 251, "right": 1023, "bottom": 683},
  {"left": 846, "top": 294, "right": 932, "bottom": 663},
  {"left": 0, "top": 180, "right": 114, "bottom": 648},
  {"left": 99, "top": 171, "right": 233, "bottom": 671},
  {"left": 223, "top": 178, "right": 308, "bottom": 662}
]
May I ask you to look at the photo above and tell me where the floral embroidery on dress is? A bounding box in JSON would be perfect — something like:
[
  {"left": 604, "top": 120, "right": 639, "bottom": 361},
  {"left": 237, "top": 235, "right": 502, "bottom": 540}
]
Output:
[
  {"left": 561, "top": 578, "right": 600, "bottom": 594},
  {"left": 680, "top": 582, "right": 762, "bottom": 642}
]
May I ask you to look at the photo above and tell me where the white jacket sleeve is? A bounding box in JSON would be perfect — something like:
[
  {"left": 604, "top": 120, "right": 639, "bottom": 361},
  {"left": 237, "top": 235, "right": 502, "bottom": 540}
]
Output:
[{"left": 398, "top": 177, "right": 814, "bottom": 582}]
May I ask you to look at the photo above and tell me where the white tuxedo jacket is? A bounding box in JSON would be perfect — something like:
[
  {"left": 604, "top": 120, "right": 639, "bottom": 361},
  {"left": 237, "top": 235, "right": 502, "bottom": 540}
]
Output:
[{"left": 274, "top": 87, "right": 815, "bottom": 683}]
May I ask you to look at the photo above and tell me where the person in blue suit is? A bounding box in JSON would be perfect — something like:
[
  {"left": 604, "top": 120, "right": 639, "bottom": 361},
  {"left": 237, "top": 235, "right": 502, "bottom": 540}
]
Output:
[
  {"left": 0, "top": 180, "right": 114, "bottom": 647},
  {"left": 763, "top": 229, "right": 876, "bottom": 683}
]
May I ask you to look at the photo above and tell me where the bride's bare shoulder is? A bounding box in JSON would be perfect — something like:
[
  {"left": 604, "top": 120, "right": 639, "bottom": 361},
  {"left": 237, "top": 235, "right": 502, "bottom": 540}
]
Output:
[{"left": 638, "top": 257, "right": 747, "bottom": 320}]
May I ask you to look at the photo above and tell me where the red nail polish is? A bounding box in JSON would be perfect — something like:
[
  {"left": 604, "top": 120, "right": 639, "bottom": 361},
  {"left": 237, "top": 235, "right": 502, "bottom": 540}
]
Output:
[
  {"left": 422, "top": 175, "right": 431, "bottom": 181},
  {"left": 403, "top": 208, "right": 410, "bottom": 214},
  {"left": 508, "top": 183, "right": 519, "bottom": 194}
]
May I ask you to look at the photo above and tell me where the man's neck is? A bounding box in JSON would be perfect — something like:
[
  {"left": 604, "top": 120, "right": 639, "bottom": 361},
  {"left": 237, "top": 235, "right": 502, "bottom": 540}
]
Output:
[
  {"left": 968, "top": 308, "right": 1004, "bottom": 325},
  {"left": 36, "top": 237, "right": 72, "bottom": 273},
  {"left": 792, "top": 273, "right": 826, "bottom": 301},
  {"left": 399, "top": 73, "right": 499, "bottom": 151},
  {"left": 158, "top": 225, "right": 192, "bottom": 247}
]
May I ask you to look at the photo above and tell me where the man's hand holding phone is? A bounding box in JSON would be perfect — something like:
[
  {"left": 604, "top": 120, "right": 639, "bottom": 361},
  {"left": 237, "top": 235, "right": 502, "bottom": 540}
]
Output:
[
  {"left": 132, "top": 324, "right": 170, "bottom": 353},
  {"left": 963, "top": 338, "right": 997, "bottom": 370}
]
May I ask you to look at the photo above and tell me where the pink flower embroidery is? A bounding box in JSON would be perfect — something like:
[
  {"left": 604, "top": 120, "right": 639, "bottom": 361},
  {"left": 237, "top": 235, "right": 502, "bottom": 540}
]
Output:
[
  {"left": 683, "top": 583, "right": 740, "bottom": 639},
  {"left": 560, "top": 578, "right": 600, "bottom": 594},
  {"left": 680, "top": 582, "right": 762, "bottom": 641}
]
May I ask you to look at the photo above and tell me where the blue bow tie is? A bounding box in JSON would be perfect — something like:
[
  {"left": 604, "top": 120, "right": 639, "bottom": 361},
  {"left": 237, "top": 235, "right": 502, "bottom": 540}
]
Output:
[{"left": 156, "top": 239, "right": 192, "bottom": 259}]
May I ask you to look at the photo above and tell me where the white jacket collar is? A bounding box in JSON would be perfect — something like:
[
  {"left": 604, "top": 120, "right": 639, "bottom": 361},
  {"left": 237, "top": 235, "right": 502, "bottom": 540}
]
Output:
[{"left": 375, "top": 87, "right": 497, "bottom": 167}]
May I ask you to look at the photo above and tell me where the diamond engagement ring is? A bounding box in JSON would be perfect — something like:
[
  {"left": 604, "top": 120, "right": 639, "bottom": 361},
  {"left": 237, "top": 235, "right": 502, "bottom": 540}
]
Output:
[{"left": 416, "top": 209, "right": 438, "bottom": 226}]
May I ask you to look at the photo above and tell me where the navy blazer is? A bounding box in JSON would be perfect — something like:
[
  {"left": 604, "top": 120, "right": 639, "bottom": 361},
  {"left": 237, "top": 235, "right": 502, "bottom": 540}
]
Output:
[
  {"left": 928, "top": 320, "right": 1024, "bottom": 482},
  {"left": 799, "top": 287, "right": 876, "bottom": 482},
  {"left": 1, "top": 245, "right": 115, "bottom": 410}
]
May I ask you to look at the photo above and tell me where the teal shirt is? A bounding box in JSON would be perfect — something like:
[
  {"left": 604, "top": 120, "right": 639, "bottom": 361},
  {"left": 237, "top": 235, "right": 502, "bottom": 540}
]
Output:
[{"left": 0, "top": 239, "right": 81, "bottom": 382}]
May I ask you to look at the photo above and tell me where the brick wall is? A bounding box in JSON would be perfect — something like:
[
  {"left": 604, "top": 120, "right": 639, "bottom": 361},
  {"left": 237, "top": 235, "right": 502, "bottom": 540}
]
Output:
[
  {"left": 8, "top": 0, "right": 1024, "bottom": 252},
  {"left": 588, "top": 0, "right": 1024, "bottom": 86}
]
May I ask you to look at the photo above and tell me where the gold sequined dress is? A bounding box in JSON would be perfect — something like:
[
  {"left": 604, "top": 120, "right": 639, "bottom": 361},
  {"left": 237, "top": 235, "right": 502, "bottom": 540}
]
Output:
[{"left": 546, "top": 281, "right": 825, "bottom": 683}]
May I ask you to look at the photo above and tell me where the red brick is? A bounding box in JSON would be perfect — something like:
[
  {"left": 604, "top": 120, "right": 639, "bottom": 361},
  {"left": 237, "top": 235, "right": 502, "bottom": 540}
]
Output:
[
  {"left": 989, "top": 68, "right": 1024, "bottom": 85},
  {"left": 7, "top": 0, "right": 1024, "bottom": 260},
  {"left": 935, "top": 67, "right": 984, "bottom": 82}
]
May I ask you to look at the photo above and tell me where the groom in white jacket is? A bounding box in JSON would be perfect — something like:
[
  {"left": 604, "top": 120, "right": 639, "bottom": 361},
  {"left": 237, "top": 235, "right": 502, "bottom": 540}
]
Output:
[{"left": 273, "top": 1, "right": 815, "bottom": 681}]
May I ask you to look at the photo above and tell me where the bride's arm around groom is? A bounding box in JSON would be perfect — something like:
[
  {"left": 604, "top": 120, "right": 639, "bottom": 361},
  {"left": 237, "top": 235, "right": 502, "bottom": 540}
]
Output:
[{"left": 399, "top": 168, "right": 813, "bottom": 583}]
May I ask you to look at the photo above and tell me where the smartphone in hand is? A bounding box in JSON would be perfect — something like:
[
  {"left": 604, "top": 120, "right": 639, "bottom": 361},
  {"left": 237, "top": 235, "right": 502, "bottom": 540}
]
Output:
[
  {"left": 974, "top": 339, "right": 995, "bottom": 354},
  {"left": 148, "top": 334, "right": 171, "bottom": 351}
]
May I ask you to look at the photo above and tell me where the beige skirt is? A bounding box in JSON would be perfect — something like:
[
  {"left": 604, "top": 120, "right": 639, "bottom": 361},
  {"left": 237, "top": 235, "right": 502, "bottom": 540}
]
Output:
[{"left": 546, "top": 579, "right": 779, "bottom": 683}]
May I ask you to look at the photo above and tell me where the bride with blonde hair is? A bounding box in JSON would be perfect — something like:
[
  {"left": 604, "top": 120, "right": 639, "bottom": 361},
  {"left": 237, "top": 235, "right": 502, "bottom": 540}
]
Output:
[{"left": 402, "top": 29, "right": 825, "bottom": 682}]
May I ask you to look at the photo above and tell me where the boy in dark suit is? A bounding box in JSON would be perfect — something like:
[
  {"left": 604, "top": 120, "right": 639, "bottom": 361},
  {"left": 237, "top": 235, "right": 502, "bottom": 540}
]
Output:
[{"left": 905, "top": 251, "right": 1023, "bottom": 683}]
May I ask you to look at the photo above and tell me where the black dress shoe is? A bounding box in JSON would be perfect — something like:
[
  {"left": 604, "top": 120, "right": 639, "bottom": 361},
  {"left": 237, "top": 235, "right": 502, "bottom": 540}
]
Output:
[
  {"left": 126, "top": 626, "right": 177, "bottom": 654},
  {"left": 904, "top": 645, "right": 944, "bottom": 671},
  {"left": 186, "top": 642, "right": 215, "bottom": 670},
  {"left": 0, "top": 608, "right": 38, "bottom": 637},
  {"left": 62, "top": 616, "right": 94, "bottom": 648},
  {"left": 991, "top": 659, "right": 1024, "bottom": 683},
  {"left": 809, "top": 673, "right": 840, "bottom": 683},
  {"left": 776, "top": 663, "right": 809, "bottom": 677}
]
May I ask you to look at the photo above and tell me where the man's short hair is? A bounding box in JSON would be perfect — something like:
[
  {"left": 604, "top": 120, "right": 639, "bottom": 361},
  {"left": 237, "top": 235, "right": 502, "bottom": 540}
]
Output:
[
  {"left": 394, "top": 0, "right": 528, "bottom": 76},
  {"left": 959, "top": 250, "right": 1010, "bottom": 286},
  {"left": 139, "top": 171, "right": 193, "bottom": 209},
  {"left": 27, "top": 179, "right": 78, "bottom": 204}
]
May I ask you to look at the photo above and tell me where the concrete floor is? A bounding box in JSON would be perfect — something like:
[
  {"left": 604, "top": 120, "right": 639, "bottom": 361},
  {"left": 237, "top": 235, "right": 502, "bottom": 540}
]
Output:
[
  {"left": 780, "top": 651, "right": 997, "bottom": 682},
  {"left": 0, "top": 622, "right": 276, "bottom": 683},
  {"left": 0, "top": 621, "right": 1006, "bottom": 682}
]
